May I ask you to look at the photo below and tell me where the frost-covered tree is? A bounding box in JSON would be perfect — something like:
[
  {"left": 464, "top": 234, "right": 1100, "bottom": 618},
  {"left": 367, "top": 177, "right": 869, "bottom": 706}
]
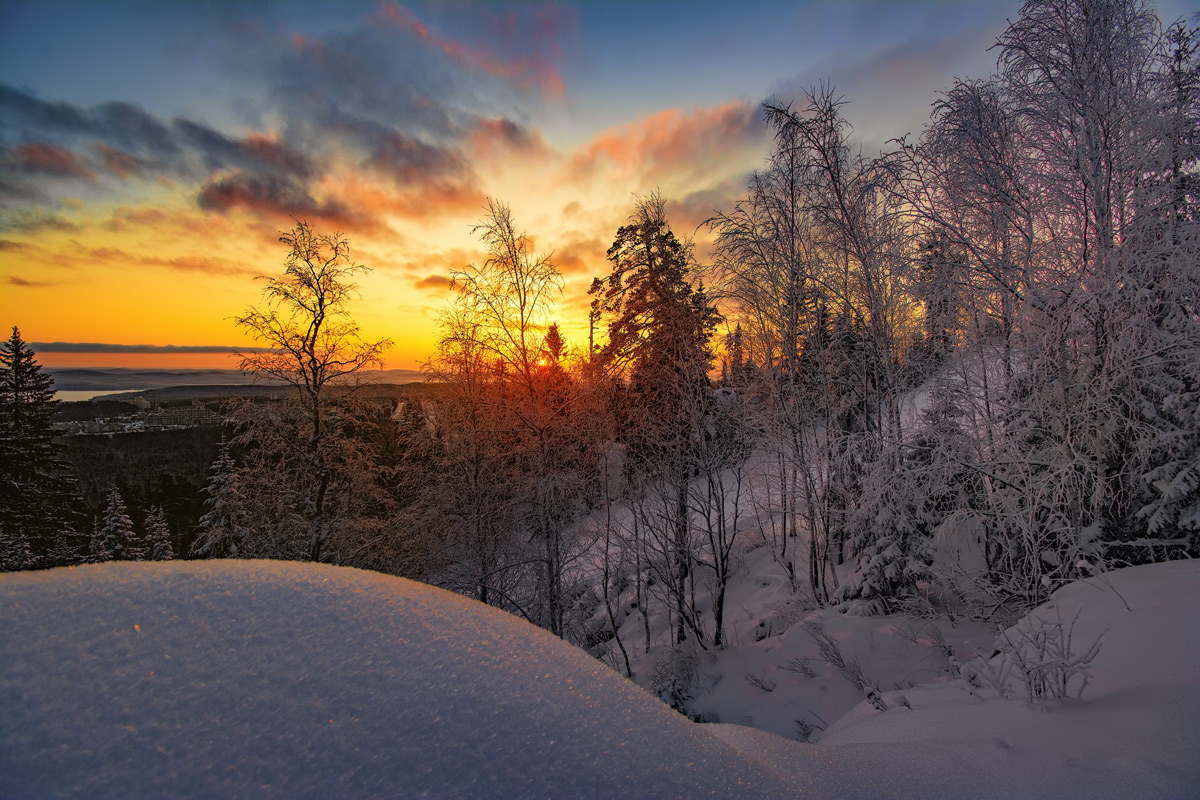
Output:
[
  {"left": 143, "top": 505, "right": 174, "bottom": 561},
  {"left": 0, "top": 327, "right": 80, "bottom": 567},
  {"left": 193, "top": 441, "right": 249, "bottom": 558},
  {"left": 99, "top": 487, "right": 139, "bottom": 561},
  {"left": 591, "top": 193, "right": 721, "bottom": 644},
  {"left": 231, "top": 221, "right": 393, "bottom": 563},
  {"left": 0, "top": 522, "right": 33, "bottom": 572}
]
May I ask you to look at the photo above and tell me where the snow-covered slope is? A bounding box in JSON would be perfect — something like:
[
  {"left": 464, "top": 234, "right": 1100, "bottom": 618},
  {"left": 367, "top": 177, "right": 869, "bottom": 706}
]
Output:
[
  {"left": 3, "top": 560, "right": 1198, "bottom": 799},
  {"left": 0, "top": 561, "right": 794, "bottom": 799},
  {"left": 710, "top": 559, "right": 1200, "bottom": 799}
]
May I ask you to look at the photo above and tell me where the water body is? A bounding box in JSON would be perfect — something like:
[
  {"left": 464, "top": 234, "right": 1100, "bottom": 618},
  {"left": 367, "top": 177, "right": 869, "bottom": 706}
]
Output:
[{"left": 57, "top": 389, "right": 149, "bottom": 403}]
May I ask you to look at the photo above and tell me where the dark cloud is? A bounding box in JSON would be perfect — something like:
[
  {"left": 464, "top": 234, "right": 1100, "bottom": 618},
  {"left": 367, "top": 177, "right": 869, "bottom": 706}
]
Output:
[
  {"left": 6, "top": 275, "right": 59, "bottom": 288},
  {"left": 196, "top": 170, "right": 358, "bottom": 227},
  {"left": 671, "top": 173, "right": 754, "bottom": 235},
  {"left": 174, "top": 119, "right": 313, "bottom": 178},
  {"left": 0, "top": 210, "right": 80, "bottom": 233},
  {"left": 0, "top": 4, "right": 575, "bottom": 228},
  {"left": 94, "top": 143, "right": 145, "bottom": 179}
]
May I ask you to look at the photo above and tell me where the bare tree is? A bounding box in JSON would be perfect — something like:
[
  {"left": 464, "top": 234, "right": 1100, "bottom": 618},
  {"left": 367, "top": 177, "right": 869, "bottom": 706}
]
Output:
[{"left": 232, "top": 221, "right": 392, "bottom": 563}]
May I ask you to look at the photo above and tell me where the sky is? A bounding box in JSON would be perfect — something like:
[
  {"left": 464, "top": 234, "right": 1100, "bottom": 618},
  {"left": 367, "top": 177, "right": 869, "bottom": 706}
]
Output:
[{"left": 1, "top": 0, "right": 1191, "bottom": 371}]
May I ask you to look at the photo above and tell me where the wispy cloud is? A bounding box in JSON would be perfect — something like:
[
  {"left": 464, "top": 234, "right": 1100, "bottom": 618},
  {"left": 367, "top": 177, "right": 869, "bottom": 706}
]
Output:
[{"left": 6, "top": 275, "right": 60, "bottom": 288}]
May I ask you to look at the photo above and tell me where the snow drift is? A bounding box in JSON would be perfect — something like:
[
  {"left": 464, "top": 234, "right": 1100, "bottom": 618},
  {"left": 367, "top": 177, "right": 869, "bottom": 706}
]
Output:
[
  {"left": 0, "top": 561, "right": 793, "bottom": 798},
  {"left": 3, "top": 559, "right": 1198, "bottom": 799}
]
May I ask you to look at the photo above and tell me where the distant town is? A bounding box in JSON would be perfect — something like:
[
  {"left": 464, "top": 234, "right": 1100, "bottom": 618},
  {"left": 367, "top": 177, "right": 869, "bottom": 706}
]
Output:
[{"left": 54, "top": 397, "right": 223, "bottom": 436}]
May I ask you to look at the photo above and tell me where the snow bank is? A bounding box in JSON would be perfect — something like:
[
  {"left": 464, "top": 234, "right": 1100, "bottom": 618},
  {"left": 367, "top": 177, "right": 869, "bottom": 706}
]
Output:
[
  {"left": 711, "top": 560, "right": 1200, "bottom": 799},
  {"left": 0, "top": 561, "right": 795, "bottom": 799},
  {"left": 5, "top": 560, "right": 1198, "bottom": 799}
]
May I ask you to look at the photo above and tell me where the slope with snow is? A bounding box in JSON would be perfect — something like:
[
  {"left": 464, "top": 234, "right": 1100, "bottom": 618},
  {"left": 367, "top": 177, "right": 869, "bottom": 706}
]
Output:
[
  {"left": 1, "top": 561, "right": 794, "bottom": 799},
  {"left": 713, "top": 559, "right": 1200, "bottom": 799}
]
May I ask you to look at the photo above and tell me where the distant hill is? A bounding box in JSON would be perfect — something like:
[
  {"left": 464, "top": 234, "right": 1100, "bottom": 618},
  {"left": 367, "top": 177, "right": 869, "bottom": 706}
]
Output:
[{"left": 47, "top": 367, "right": 425, "bottom": 392}]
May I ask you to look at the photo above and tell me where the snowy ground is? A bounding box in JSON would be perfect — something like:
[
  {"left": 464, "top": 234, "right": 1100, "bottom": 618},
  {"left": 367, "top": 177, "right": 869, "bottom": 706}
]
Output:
[{"left": 3, "top": 559, "right": 1198, "bottom": 798}]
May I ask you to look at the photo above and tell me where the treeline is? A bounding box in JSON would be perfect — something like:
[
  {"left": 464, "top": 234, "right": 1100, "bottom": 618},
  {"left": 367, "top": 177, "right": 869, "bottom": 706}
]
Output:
[{"left": 4, "top": 0, "right": 1197, "bottom": 660}]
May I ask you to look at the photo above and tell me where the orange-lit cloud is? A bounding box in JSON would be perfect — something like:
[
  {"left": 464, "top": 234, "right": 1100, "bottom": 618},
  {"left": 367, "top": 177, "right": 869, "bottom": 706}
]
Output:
[
  {"left": 7, "top": 143, "right": 95, "bottom": 181},
  {"left": 467, "top": 117, "right": 554, "bottom": 163},
  {"left": 414, "top": 274, "right": 454, "bottom": 291},
  {"left": 567, "top": 101, "right": 762, "bottom": 185},
  {"left": 552, "top": 234, "right": 607, "bottom": 276}
]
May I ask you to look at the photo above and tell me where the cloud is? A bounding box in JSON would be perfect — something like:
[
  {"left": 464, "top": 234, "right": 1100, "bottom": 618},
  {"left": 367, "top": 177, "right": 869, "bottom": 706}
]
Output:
[
  {"left": 552, "top": 234, "right": 607, "bottom": 276},
  {"left": 196, "top": 170, "right": 364, "bottom": 229},
  {"left": 93, "top": 143, "right": 145, "bottom": 179},
  {"left": 414, "top": 274, "right": 454, "bottom": 291},
  {"left": 5, "top": 143, "right": 96, "bottom": 181},
  {"left": 62, "top": 240, "right": 257, "bottom": 278},
  {"left": 332, "top": 174, "right": 484, "bottom": 223},
  {"left": 376, "top": 3, "right": 570, "bottom": 102},
  {"left": 566, "top": 100, "right": 764, "bottom": 186},
  {"left": 0, "top": 3, "right": 575, "bottom": 239},
  {"left": 467, "top": 117, "right": 554, "bottom": 164},
  {"left": 670, "top": 173, "right": 754, "bottom": 236},
  {"left": 31, "top": 342, "right": 272, "bottom": 354},
  {"left": 0, "top": 210, "right": 81, "bottom": 233},
  {"left": 175, "top": 119, "right": 314, "bottom": 179},
  {"left": 6, "top": 275, "right": 59, "bottom": 288}
]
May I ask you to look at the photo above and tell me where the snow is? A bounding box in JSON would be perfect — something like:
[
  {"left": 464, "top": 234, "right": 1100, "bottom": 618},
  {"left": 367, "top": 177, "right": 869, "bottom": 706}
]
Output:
[
  {"left": 712, "top": 559, "right": 1200, "bottom": 799},
  {"left": 1, "top": 561, "right": 795, "bottom": 798},
  {"left": 4, "top": 559, "right": 1199, "bottom": 798}
]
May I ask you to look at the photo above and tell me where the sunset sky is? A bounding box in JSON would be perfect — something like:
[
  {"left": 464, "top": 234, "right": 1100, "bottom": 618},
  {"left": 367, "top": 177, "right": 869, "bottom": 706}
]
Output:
[{"left": 3, "top": 0, "right": 1191, "bottom": 370}]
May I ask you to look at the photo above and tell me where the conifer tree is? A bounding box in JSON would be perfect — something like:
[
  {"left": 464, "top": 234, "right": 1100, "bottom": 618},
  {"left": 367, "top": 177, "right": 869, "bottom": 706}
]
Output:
[
  {"left": 99, "top": 486, "right": 139, "bottom": 561},
  {"left": 88, "top": 516, "right": 110, "bottom": 563},
  {"left": 144, "top": 505, "right": 175, "bottom": 561},
  {"left": 194, "top": 441, "right": 249, "bottom": 558},
  {"left": 0, "top": 522, "right": 33, "bottom": 572},
  {"left": 0, "top": 326, "right": 80, "bottom": 567}
]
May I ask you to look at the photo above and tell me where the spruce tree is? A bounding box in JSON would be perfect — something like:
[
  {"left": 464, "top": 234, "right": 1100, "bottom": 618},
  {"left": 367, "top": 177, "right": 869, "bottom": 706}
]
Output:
[
  {"left": 144, "top": 505, "right": 175, "bottom": 561},
  {"left": 194, "top": 441, "right": 249, "bottom": 557},
  {"left": 0, "top": 327, "right": 80, "bottom": 567},
  {"left": 99, "top": 486, "right": 139, "bottom": 561}
]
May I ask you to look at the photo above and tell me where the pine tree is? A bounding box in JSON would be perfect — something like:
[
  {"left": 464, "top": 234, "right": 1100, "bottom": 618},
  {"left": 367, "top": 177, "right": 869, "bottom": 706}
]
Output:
[
  {"left": 88, "top": 516, "right": 110, "bottom": 563},
  {"left": 99, "top": 486, "right": 140, "bottom": 561},
  {"left": 194, "top": 441, "right": 249, "bottom": 557},
  {"left": 144, "top": 505, "right": 174, "bottom": 561},
  {"left": 0, "top": 326, "right": 80, "bottom": 567},
  {"left": 0, "top": 521, "right": 33, "bottom": 571},
  {"left": 591, "top": 194, "right": 721, "bottom": 645}
]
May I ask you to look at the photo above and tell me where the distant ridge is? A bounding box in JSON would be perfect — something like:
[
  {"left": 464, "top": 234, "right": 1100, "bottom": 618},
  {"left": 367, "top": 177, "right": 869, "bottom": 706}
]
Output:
[{"left": 47, "top": 367, "right": 425, "bottom": 392}]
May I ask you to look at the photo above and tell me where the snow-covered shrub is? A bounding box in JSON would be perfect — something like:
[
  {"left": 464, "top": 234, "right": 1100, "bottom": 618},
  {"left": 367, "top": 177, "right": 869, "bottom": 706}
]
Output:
[
  {"left": 803, "top": 622, "right": 872, "bottom": 692},
  {"left": 998, "top": 611, "right": 1103, "bottom": 703},
  {"left": 651, "top": 645, "right": 701, "bottom": 716},
  {"left": 963, "top": 610, "right": 1103, "bottom": 705}
]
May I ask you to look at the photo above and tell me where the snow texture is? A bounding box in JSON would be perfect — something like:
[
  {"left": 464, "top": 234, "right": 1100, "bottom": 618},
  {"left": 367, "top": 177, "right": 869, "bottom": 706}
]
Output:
[
  {"left": 1, "top": 561, "right": 794, "bottom": 798},
  {"left": 3, "top": 559, "right": 1199, "bottom": 798}
]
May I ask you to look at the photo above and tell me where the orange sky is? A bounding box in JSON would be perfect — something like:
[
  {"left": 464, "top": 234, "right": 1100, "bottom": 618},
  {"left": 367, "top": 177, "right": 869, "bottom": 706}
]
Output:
[{"left": 1, "top": 1, "right": 1059, "bottom": 370}]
